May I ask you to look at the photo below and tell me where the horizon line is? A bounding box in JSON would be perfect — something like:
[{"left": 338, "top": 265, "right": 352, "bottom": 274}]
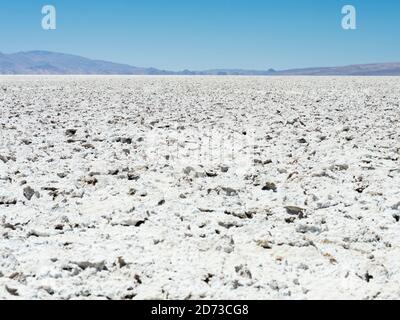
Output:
[{"left": 2, "top": 50, "right": 400, "bottom": 73}]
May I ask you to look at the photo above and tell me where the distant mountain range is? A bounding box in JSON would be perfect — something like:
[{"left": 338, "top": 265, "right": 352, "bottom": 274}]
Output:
[{"left": 1, "top": 51, "right": 400, "bottom": 75}]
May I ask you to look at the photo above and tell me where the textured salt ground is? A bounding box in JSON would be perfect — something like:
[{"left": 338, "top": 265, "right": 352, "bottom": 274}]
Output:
[{"left": 0, "top": 76, "right": 400, "bottom": 300}]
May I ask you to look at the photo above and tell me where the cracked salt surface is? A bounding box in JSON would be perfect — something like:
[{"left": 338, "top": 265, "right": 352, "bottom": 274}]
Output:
[{"left": 0, "top": 76, "right": 400, "bottom": 299}]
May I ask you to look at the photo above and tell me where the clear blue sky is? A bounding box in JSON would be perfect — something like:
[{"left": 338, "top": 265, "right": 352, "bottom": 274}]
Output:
[{"left": 1, "top": 0, "right": 399, "bottom": 70}]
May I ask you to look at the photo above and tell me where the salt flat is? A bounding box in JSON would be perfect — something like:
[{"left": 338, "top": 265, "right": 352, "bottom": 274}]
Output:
[{"left": 0, "top": 76, "right": 399, "bottom": 300}]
